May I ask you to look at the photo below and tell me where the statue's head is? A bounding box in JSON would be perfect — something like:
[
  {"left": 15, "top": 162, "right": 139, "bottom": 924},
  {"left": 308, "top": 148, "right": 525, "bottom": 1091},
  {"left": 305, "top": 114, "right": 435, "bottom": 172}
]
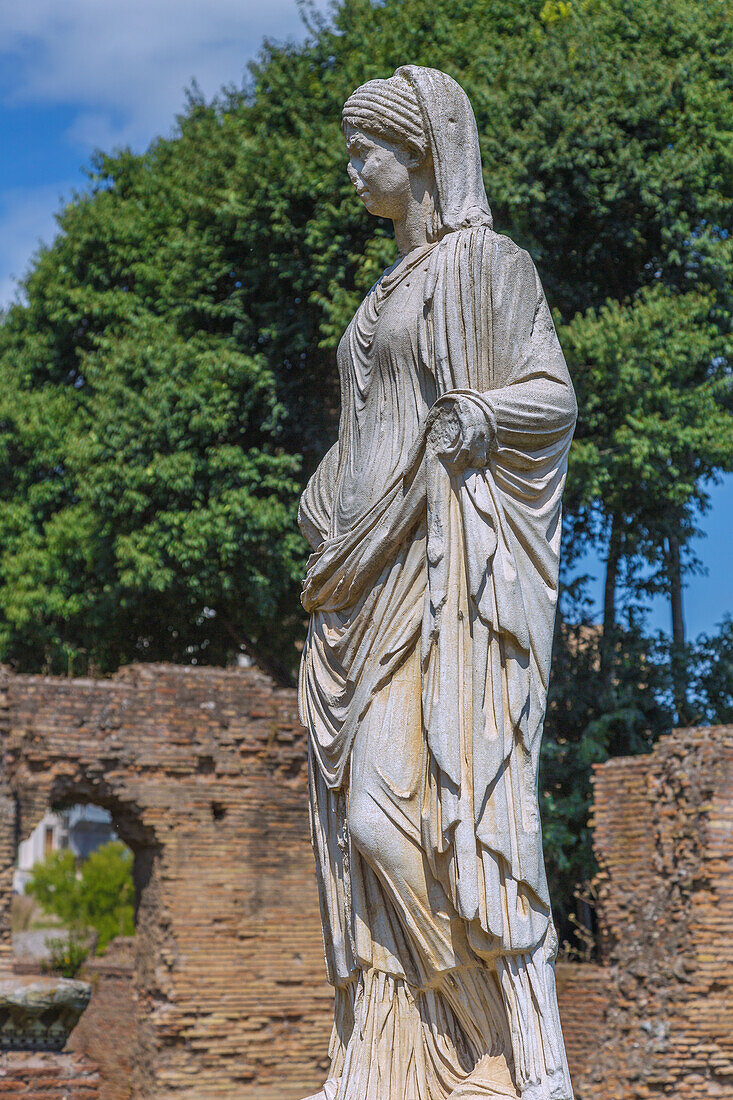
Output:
[
  {"left": 342, "top": 67, "right": 493, "bottom": 239},
  {"left": 342, "top": 72, "right": 431, "bottom": 223}
]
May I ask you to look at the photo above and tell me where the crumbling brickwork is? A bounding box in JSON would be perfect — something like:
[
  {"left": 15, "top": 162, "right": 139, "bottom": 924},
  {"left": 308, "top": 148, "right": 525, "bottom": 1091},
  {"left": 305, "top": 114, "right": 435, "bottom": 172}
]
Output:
[
  {"left": 0, "top": 1053, "right": 100, "bottom": 1098},
  {"left": 0, "top": 664, "right": 730, "bottom": 1099},
  {"left": 69, "top": 940, "right": 137, "bottom": 1100},
  {"left": 0, "top": 665, "right": 332, "bottom": 1100},
  {"left": 576, "top": 725, "right": 733, "bottom": 1099}
]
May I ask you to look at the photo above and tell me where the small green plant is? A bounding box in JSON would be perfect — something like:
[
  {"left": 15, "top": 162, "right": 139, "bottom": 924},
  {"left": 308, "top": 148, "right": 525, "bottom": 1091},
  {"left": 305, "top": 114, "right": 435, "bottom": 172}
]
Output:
[
  {"left": 42, "top": 929, "right": 90, "bottom": 979},
  {"left": 26, "top": 839, "right": 135, "bottom": 956}
]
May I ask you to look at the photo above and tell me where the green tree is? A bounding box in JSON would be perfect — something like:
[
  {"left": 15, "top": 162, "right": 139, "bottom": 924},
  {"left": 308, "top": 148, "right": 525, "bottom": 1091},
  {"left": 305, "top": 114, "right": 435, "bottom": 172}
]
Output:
[
  {"left": 1, "top": 0, "right": 731, "bottom": 681},
  {"left": 2, "top": 0, "right": 733, "bottom": 930},
  {"left": 26, "top": 849, "right": 80, "bottom": 929},
  {"left": 0, "top": 123, "right": 306, "bottom": 679},
  {"left": 26, "top": 840, "right": 135, "bottom": 955},
  {"left": 78, "top": 841, "right": 136, "bottom": 953},
  {"left": 687, "top": 615, "right": 733, "bottom": 724},
  {"left": 562, "top": 287, "right": 733, "bottom": 719}
]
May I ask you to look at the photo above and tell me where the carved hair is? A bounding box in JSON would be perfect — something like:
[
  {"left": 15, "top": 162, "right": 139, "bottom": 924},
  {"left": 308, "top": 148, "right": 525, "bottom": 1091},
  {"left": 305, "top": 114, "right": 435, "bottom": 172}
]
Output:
[
  {"left": 343, "top": 67, "right": 493, "bottom": 239},
  {"left": 341, "top": 73, "right": 428, "bottom": 161}
]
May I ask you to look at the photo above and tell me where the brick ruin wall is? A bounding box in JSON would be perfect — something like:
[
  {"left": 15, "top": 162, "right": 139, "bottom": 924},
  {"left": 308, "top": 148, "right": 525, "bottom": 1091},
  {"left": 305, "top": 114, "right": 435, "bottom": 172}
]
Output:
[
  {"left": 0, "top": 665, "right": 730, "bottom": 1099},
  {"left": 0, "top": 665, "right": 332, "bottom": 1100},
  {"left": 69, "top": 939, "right": 138, "bottom": 1100},
  {"left": 0, "top": 1053, "right": 101, "bottom": 1098},
  {"left": 583, "top": 725, "right": 733, "bottom": 1099}
]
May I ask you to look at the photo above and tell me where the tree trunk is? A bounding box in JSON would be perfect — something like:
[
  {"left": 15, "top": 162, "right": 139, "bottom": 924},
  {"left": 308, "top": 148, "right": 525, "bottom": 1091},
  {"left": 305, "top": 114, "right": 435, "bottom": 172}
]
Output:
[
  {"left": 600, "top": 514, "right": 621, "bottom": 691},
  {"left": 668, "top": 532, "right": 689, "bottom": 725}
]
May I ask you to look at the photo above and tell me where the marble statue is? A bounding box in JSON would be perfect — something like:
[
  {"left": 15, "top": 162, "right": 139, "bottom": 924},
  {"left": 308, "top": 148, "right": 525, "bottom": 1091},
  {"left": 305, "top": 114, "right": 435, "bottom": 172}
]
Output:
[{"left": 298, "top": 66, "right": 577, "bottom": 1100}]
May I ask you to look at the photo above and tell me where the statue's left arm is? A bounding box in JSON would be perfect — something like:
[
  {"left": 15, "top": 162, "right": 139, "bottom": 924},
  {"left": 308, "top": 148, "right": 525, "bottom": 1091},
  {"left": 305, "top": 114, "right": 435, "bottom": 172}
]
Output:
[
  {"left": 422, "top": 227, "right": 577, "bottom": 941},
  {"left": 428, "top": 231, "right": 576, "bottom": 478}
]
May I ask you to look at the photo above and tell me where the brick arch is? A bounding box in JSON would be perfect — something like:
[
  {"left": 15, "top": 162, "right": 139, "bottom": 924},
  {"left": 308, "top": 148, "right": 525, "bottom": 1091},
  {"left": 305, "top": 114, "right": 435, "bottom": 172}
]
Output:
[
  {"left": 2, "top": 667, "right": 729, "bottom": 1099},
  {"left": 25, "top": 779, "right": 157, "bottom": 854},
  {"left": 15, "top": 775, "right": 160, "bottom": 921},
  {"left": 0, "top": 665, "right": 332, "bottom": 1100}
]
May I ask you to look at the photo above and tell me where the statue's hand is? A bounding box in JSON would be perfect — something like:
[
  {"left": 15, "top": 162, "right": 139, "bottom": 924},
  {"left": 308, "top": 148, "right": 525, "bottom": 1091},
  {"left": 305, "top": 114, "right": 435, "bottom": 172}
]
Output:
[{"left": 428, "top": 397, "right": 495, "bottom": 473}]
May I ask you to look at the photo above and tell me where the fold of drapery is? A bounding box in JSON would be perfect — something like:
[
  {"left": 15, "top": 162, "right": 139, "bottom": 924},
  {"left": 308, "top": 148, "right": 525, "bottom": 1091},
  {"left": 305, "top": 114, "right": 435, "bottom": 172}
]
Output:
[
  {"left": 300, "top": 227, "right": 575, "bottom": 930},
  {"left": 299, "top": 225, "right": 576, "bottom": 1100},
  {"left": 418, "top": 229, "right": 575, "bottom": 1099}
]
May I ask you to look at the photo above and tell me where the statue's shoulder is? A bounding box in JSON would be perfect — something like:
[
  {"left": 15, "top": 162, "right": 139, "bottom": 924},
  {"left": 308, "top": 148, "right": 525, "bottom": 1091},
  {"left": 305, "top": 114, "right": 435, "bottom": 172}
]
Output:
[
  {"left": 430, "top": 225, "right": 495, "bottom": 269},
  {"left": 425, "top": 229, "right": 540, "bottom": 306},
  {"left": 488, "top": 229, "right": 534, "bottom": 265},
  {"left": 444, "top": 226, "right": 534, "bottom": 269},
  {"left": 486, "top": 231, "right": 542, "bottom": 292}
]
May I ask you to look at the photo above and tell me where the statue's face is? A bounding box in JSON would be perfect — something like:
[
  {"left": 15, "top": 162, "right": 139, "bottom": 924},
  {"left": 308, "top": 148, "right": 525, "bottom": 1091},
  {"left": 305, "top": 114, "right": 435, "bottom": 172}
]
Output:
[{"left": 344, "top": 125, "right": 414, "bottom": 220}]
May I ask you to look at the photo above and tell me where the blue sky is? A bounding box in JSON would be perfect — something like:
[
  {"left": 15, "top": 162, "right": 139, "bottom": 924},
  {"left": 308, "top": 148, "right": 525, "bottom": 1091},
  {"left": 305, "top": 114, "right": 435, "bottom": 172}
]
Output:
[
  {"left": 0, "top": 0, "right": 322, "bottom": 304},
  {"left": 1, "top": 0, "right": 730, "bottom": 640},
  {"left": 572, "top": 475, "right": 733, "bottom": 640}
]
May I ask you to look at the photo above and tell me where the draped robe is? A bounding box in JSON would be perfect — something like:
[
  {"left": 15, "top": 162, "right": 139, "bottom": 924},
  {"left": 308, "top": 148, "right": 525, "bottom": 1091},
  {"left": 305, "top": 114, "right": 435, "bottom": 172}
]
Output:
[{"left": 299, "top": 225, "right": 577, "bottom": 1100}]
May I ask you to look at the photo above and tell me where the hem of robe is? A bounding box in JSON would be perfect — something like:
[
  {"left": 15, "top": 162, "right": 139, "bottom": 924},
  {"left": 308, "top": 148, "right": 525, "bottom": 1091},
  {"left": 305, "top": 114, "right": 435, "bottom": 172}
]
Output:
[{"left": 329, "top": 965, "right": 513, "bottom": 1100}]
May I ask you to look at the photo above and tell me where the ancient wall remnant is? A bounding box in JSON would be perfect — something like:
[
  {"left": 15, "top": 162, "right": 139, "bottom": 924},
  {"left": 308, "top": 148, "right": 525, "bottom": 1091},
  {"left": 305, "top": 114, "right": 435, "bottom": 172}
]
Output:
[
  {"left": 69, "top": 939, "right": 137, "bottom": 1100},
  {"left": 0, "top": 664, "right": 730, "bottom": 1099},
  {"left": 578, "top": 724, "right": 733, "bottom": 1099},
  {"left": 0, "top": 664, "right": 332, "bottom": 1100},
  {"left": 0, "top": 1052, "right": 101, "bottom": 1098}
]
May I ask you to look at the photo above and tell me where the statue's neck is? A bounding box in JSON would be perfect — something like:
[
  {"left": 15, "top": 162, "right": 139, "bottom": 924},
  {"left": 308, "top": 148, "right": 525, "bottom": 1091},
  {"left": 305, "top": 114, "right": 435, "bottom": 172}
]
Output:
[{"left": 393, "top": 170, "right": 434, "bottom": 258}]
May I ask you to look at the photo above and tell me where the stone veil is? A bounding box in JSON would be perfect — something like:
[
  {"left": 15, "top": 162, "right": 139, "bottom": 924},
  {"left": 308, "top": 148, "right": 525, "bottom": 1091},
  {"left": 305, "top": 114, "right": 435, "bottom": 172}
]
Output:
[{"left": 298, "top": 65, "right": 577, "bottom": 1100}]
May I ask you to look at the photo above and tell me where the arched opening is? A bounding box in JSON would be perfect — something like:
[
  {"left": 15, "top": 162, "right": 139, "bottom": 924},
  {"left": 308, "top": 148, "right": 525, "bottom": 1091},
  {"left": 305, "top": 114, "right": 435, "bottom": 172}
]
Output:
[
  {"left": 13, "top": 802, "right": 135, "bottom": 974},
  {"left": 7, "top": 786, "right": 160, "bottom": 1098}
]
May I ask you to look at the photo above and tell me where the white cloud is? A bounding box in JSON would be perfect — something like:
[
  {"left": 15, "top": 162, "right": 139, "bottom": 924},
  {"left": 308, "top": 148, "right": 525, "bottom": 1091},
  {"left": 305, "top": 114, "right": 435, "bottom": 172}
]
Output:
[
  {"left": 0, "top": 0, "right": 319, "bottom": 151},
  {"left": 0, "top": 0, "right": 324, "bottom": 307},
  {"left": 0, "top": 184, "right": 71, "bottom": 308}
]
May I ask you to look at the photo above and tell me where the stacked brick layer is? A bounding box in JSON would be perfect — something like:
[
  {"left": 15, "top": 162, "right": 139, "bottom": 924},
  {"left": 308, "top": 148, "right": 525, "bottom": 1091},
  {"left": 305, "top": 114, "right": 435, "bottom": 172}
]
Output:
[
  {"left": 0, "top": 665, "right": 730, "bottom": 1099},
  {"left": 554, "top": 963, "right": 611, "bottom": 1084},
  {"left": 0, "top": 665, "right": 332, "bottom": 1099},
  {"left": 581, "top": 725, "right": 733, "bottom": 1099},
  {"left": 0, "top": 1053, "right": 100, "bottom": 1098}
]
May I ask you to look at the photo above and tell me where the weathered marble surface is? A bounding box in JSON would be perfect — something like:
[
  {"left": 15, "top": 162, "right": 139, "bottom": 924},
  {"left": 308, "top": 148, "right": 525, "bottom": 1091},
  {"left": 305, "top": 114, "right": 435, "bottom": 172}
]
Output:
[
  {"left": 0, "top": 977, "right": 91, "bottom": 1050},
  {"left": 298, "top": 66, "right": 576, "bottom": 1100}
]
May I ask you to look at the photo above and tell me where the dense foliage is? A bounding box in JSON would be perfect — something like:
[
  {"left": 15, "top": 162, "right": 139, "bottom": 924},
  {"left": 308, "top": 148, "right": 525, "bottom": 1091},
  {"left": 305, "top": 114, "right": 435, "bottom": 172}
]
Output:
[
  {"left": 2, "top": 0, "right": 732, "bottom": 939},
  {"left": 27, "top": 840, "right": 135, "bottom": 956}
]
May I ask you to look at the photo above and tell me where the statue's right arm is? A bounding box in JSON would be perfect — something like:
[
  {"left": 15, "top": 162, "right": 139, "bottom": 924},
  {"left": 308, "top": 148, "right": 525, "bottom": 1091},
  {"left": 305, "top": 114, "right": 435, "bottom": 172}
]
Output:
[{"left": 298, "top": 442, "right": 340, "bottom": 550}]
